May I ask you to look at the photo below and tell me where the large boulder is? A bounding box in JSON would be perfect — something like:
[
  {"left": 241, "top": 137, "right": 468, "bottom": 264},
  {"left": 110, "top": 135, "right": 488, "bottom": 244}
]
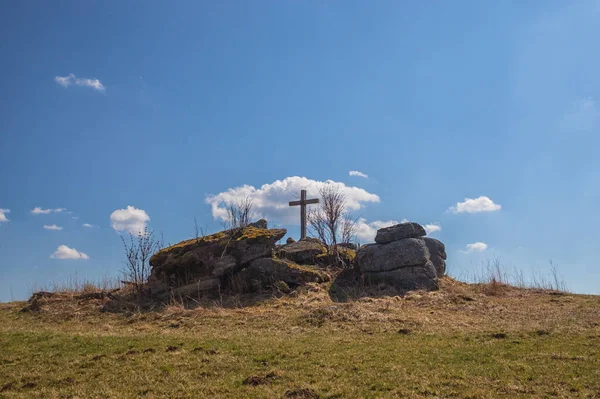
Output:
[
  {"left": 356, "top": 222, "right": 446, "bottom": 292},
  {"left": 239, "top": 258, "right": 330, "bottom": 290},
  {"left": 276, "top": 238, "right": 326, "bottom": 265},
  {"left": 155, "top": 277, "right": 221, "bottom": 300},
  {"left": 423, "top": 237, "right": 447, "bottom": 277},
  {"left": 375, "top": 222, "right": 426, "bottom": 244},
  {"left": 356, "top": 238, "right": 430, "bottom": 273},
  {"left": 148, "top": 227, "right": 286, "bottom": 294},
  {"left": 363, "top": 261, "right": 439, "bottom": 291}
]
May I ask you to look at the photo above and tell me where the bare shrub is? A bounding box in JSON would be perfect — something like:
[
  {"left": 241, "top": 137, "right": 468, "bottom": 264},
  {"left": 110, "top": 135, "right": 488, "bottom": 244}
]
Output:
[
  {"left": 121, "top": 227, "right": 160, "bottom": 294},
  {"left": 549, "top": 260, "right": 568, "bottom": 292},
  {"left": 225, "top": 197, "right": 254, "bottom": 230},
  {"left": 191, "top": 216, "right": 207, "bottom": 241},
  {"left": 340, "top": 215, "right": 358, "bottom": 246},
  {"left": 308, "top": 185, "right": 356, "bottom": 267}
]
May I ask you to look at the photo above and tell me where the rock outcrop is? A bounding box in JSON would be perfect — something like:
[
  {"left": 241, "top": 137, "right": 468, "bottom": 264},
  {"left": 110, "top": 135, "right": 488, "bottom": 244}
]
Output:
[
  {"left": 276, "top": 238, "right": 326, "bottom": 265},
  {"left": 374, "top": 222, "right": 426, "bottom": 244},
  {"left": 238, "top": 258, "right": 330, "bottom": 291},
  {"left": 356, "top": 222, "right": 446, "bottom": 291},
  {"left": 275, "top": 238, "right": 356, "bottom": 268},
  {"left": 148, "top": 223, "right": 347, "bottom": 298},
  {"left": 148, "top": 226, "right": 286, "bottom": 295},
  {"left": 423, "top": 237, "right": 447, "bottom": 277}
]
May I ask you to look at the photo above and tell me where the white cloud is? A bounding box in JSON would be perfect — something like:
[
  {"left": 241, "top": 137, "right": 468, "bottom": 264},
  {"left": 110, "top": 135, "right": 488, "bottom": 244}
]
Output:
[
  {"left": 205, "top": 176, "right": 380, "bottom": 224},
  {"left": 349, "top": 170, "right": 369, "bottom": 178},
  {"left": 424, "top": 223, "right": 442, "bottom": 235},
  {"left": 110, "top": 205, "right": 150, "bottom": 234},
  {"left": 50, "top": 245, "right": 89, "bottom": 260},
  {"left": 462, "top": 242, "right": 488, "bottom": 253},
  {"left": 31, "top": 207, "right": 67, "bottom": 215},
  {"left": 54, "top": 73, "right": 105, "bottom": 92},
  {"left": 31, "top": 207, "right": 51, "bottom": 214},
  {"left": 448, "top": 196, "right": 501, "bottom": 213},
  {"left": 0, "top": 208, "right": 10, "bottom": 223},
  {"left": 82, "top": 223, "right": 94, "bottom": 228},
  {"left": 355, "top": 218, "right": 400, "bottom": 243},
  {"left": 43, "top": 224, "right": 63, "bottom": 231},
  {"left": 54, "top": 75, "right": 71, "bottom": 87}
]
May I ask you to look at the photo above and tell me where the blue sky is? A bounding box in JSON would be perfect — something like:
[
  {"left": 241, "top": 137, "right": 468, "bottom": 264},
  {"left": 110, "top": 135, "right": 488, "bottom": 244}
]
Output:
[{"left": 1, "top": 1, "right": 599, "bottom": 301}]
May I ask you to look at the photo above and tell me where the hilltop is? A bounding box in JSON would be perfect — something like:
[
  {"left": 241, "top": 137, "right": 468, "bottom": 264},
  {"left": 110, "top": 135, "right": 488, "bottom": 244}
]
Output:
[{"left": 1, "top": 276, "right": 599, "bottom": 398}]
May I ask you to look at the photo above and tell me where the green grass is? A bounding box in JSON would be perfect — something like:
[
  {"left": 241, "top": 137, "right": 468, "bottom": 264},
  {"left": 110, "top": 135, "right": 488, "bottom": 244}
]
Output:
[{"left": 1, "top": 278, "right": 600, "bottom": 398}]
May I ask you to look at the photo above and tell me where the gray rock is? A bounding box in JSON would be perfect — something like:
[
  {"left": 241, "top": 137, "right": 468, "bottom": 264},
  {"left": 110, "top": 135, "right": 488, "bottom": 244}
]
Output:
[
  {"left": 355, "top": 237, "right": 441, "bottom": 292},
  {"left": 241, "top": 258, "right": 330, "bottom": 289},
  {"left": 155, "top": 277, "right": 220, "bottom": 300},
  {"left": 249, "top": 219, "right": 268, "bottom": 229},
  {"left": 148, "top": 227, "right": 286, "bottom": 293},
  {"left": 363, "top": 261, "right": 439, "bottom": 291},
  {"left": 375, "top": 222, "right": 426, "bottom": 244},
  {"left": 423, "top": 237, "right": 447, "bottom": 277},
  {"left": 211, "top": 255, "right": 238, "bottom": 278},
  {"left": 356, "top": 238, "right": 430, "bottom": 273},
  {"left": 276, "top": 238, "right": 325, "bottom": 265}
]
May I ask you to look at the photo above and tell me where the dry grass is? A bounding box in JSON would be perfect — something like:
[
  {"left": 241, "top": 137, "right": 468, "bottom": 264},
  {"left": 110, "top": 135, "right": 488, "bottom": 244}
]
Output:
[
  {"left": 27, "top": 273, "right": 123, "bottom": 298},
  {"left": 455, "top": 257, "right": 570, "bottom": 292},
  {"left": 1, "top": 276, "right": 599, "bottom": 398}
]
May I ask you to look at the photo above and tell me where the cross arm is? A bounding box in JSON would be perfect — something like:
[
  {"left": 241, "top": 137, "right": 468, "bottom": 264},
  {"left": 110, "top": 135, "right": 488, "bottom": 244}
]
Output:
[{"left": 289, "top": 198, "right": 320, "bottom": 206}]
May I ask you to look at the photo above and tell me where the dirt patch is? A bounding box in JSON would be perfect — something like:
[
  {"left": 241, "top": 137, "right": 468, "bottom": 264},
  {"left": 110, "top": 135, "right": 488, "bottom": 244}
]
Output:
[
  {"left": 243, "top": 376, "right": 271, "bottom": 386},
  {"left": 0, "top": 382, "right": 15, "bottom": 392},
  {"left": 285, "top": 388, "right": 320, "bottom": 398}
]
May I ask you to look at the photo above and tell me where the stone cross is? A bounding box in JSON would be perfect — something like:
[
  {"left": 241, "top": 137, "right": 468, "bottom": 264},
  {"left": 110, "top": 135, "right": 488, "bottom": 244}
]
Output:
[{"left": 289, "top": 189, "right": 319, "bottom": 239}]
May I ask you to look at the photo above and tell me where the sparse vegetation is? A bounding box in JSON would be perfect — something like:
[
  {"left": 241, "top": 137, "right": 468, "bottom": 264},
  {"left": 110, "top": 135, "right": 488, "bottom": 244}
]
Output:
[
  {"left": 308, "top": 185, "right": 357, "bottom": 268},
  {"left": 454, "top": 257, "right": 570, "bottom": 293},
  {"left": 28, "top": 273, "right": 122, "bottom": 298},
  {"left": 120, "top": 227, "right": 160, "bottom": 295},
  {"left": 224, "top": 196, "right": 254, "bottom": 230},
  {"left": 191, "top": 216, "right": 207, "bottom": 241}
]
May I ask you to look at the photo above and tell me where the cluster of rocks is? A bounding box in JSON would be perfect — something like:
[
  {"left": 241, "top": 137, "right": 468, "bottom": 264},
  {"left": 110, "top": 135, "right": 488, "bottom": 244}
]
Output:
[
  {"left": 148, "top": 219, "right": 446, "bottom": 300},
  {"left": 148, "top": 220, "right": 330, "bottom": 299},
  {"left": 355, "top": 222, "right": 446, "bottom": 291}
]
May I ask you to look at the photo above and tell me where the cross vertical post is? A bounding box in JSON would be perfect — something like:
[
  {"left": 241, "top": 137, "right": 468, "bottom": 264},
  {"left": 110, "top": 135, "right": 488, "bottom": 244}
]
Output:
[
  {"left": 289, "top": 189, "right": 320, "bottom": 239},
  {"left": 300, "top": 190, "right": 307, "bottom": 240}
]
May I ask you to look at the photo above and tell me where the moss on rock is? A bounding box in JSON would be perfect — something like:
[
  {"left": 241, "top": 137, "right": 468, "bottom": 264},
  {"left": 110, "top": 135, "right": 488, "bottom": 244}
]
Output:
[{"left": 148, "top": 227, "right": 286, "bottom": 294}]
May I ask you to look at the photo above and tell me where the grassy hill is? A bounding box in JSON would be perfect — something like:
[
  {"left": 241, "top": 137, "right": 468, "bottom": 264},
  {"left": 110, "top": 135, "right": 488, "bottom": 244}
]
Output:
[{"left": 1, "top": 277, "right": 599, "bottom": 398}]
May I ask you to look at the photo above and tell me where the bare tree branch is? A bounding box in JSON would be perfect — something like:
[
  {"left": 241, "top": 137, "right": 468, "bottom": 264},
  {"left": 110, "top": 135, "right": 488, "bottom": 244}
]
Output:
[
  {"left": 341, "top": 215, "right": 358, "bottom": 245},
  {"left": 225, "top": 197, "right": 254, "bottom": 230},
  {"left": 307, "top": 185, "right": 356, "bottom": 268},
  {"left": 121, "top": 227, "right": 160, "bottom": 295}
]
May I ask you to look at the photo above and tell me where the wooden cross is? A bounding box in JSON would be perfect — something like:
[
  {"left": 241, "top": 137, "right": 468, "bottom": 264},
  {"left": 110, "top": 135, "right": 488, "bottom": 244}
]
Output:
[{"left": 289, "top": 189, "right": 319, "bottom": 239}]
